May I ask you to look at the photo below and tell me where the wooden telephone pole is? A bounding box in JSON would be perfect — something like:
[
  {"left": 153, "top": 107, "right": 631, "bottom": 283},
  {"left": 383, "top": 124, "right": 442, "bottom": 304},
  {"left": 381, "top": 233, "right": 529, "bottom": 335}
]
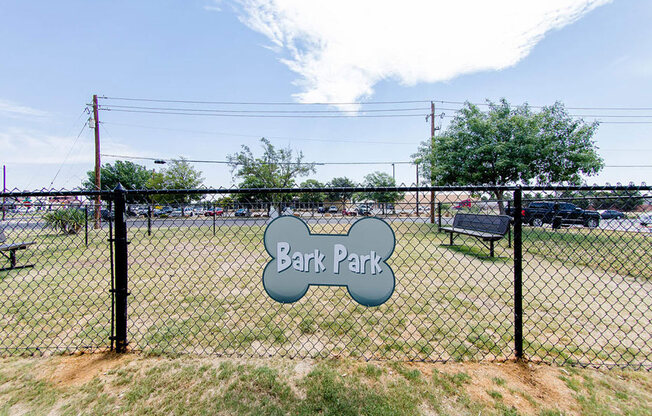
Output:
[
  {"left": 92, "top": 95, "right": 101, "bottom": 229},
  {"left": 429, "top": 101, "right": 436, "bottom": 224}
]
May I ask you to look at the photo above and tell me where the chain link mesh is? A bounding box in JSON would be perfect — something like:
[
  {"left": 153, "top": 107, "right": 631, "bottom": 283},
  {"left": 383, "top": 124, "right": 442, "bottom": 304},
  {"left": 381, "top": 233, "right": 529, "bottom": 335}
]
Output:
[
  {"left": 0, "top": 185, "right": 649, "bottom": 369},
  {"left": 0, "top": 194, "right": 112, "bottom": 354}
]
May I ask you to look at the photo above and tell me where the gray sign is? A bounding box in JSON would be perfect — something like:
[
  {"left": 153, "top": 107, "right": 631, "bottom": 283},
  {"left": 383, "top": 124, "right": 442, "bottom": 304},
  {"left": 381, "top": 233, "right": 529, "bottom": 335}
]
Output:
[{"left": 263, "top": 215, "right": 396, "bottom": 307}]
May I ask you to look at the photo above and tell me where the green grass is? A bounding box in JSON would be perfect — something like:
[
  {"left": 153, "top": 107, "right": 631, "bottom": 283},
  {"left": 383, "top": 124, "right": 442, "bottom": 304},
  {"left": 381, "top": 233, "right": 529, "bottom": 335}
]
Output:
[
  {"left": 522, "top": 226, "right": 650, "bottom": 280},
  {"left": 0, "top": 215, "right": 650, "bottom": 368},
  {"left": 1, "top": 354, "right": 651, "bottom": 415}
]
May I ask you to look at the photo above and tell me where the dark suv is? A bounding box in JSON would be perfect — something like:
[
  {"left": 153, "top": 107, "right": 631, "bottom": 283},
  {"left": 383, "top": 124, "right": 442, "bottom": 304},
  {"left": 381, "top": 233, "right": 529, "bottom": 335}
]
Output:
[{"left": 514, "top": 201, "right": 600, "bottom": 228}]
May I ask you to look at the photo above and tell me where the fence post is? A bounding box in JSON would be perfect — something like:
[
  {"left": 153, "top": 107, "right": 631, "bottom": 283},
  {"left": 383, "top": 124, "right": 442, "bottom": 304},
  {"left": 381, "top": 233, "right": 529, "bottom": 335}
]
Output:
[
  {"left": 513, "top": 187, "right": 523, "bottom": 360},
  {"left": 112, "top": 184, "right": 130, "bottom": 353},
  {"left": 430, "top": 191, "right": 435, "bottom": 224},
  {"left": 213, "top": 205, "right": 216, "bottom": 236},
  {"left": 84, "top": 206, "right": 88, "bottom": 247},
  {"left": 507, "top": 200, "right": 512, "bottom": 248},
  {"left": 437, "top": 202, "right": 442, "bottom": 231},
  {"left": 147, "top": 205, "right": 152, "bottom": 237}
]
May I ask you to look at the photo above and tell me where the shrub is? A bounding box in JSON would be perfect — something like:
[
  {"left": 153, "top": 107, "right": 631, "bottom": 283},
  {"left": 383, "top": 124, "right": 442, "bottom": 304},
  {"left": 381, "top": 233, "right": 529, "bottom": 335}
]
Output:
[{"left": 43, "top": 208, "right": 87, "bottom": 234}]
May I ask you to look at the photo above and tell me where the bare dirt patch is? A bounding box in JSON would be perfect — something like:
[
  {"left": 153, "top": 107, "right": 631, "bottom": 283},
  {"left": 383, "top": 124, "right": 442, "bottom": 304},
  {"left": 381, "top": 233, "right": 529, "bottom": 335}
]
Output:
[
  {"left": 423, "top": 361, "right": 577, "bottom": 415},
  {"left": 41, "top": 351, "right": 134, "bottom": 387}
]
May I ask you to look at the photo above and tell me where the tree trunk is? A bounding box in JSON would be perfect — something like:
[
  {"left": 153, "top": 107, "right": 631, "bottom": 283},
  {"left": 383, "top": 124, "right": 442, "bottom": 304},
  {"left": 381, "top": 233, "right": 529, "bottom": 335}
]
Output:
[{"left": 494, "top": 190, "right": 505, "bottom": 215}]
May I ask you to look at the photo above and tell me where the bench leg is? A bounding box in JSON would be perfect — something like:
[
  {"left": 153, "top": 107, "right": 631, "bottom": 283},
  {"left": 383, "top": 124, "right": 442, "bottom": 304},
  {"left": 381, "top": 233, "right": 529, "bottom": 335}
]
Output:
[
  {"left": 0, "top": 249, "right": 34, "bottom": 272},
  {"left": 490, "top": 240, "right": 494, "bottom": 257},
  {"left": 449, "top": 232, "right": 454, "bottom": 246},
  {"left": 0, "top": 264, "right": 34, "bottom": 272}
]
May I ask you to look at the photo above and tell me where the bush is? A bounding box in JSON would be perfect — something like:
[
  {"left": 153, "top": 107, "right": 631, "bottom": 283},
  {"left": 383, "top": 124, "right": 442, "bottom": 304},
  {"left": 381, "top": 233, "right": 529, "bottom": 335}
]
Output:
[{"left": 43, "top": 208, "right": 87, "bottom": 234}]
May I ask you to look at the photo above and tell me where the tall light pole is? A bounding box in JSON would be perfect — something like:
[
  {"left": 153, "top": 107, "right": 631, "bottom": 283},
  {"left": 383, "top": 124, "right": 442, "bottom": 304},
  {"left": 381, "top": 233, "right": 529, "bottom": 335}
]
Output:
[
  {"left": 2, "top": 165, "right": 6, "bottom": 221},
  {"left": 429, "top": 101, "right": 435, "bottom": 224},
  {"left": 92, "top": 95, "right": 101, "bottom": 229}
]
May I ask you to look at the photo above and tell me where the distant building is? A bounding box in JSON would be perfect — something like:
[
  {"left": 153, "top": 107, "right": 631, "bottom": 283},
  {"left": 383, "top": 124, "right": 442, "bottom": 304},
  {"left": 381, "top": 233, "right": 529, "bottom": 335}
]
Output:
[{"left": 48, "top": 195, "right": 81, "bottom": 207}]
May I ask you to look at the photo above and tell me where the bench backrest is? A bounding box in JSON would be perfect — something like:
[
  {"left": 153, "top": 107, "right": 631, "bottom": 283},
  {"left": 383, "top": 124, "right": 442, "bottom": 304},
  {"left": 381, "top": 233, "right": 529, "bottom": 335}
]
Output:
[{"left": 452, "top": 213, "right": 511, "bottom": 235}]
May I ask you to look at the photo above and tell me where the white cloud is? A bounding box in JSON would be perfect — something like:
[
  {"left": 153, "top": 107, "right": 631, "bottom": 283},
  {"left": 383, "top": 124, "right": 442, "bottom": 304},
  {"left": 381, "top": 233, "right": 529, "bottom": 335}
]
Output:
[
  {"left": 235, "top": 0, "right": 611, "bottom": 107},
  {"left": 204, "top": 1, "right": 223, "bottom": 12},
  {"left": 0, "top": 99, "right": 48, "bottom": 118},
  {"left": 0, "top": 128, "right": 135, "bottom": 165}
]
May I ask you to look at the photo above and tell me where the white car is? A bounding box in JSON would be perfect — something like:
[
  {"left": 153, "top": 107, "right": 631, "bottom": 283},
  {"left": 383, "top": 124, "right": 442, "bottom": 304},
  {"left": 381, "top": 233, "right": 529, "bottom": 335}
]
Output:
[
  {"left": 169, "top": 209, "right": 184, "bottom": 217},
  {"left": 640, "top": 214, "right": 652, "bottom": 226}
]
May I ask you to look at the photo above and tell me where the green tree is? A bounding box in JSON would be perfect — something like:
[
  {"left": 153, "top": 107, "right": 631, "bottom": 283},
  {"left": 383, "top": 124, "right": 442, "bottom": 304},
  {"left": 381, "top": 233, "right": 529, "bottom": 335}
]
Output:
[
  {"left": 146, "top": 158, "right": 204, "bottom": 210},
  {"left": 299, "top": 179, "right": 325, "bottom": 206},
  {"left": 413, "top": 99, "right": 603, "bottom": 213},
  {"left": 362, "top": 171, "right": 403, "bottom": 213},
  {"left": 227, "top": 138, "right": 315, "bottom": 209},
  {"left": 83, "top": 160, "right": 152, "bottom": 202},
  {"left": 326, "top": 177, "right": 357, "bottom": 210}
]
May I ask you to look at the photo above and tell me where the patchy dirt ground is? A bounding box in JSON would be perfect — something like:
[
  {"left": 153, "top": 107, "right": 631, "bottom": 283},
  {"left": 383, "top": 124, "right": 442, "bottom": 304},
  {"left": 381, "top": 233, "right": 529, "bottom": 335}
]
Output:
[{"left": 1, "top": 352, "right": 650, "bottom": 415}]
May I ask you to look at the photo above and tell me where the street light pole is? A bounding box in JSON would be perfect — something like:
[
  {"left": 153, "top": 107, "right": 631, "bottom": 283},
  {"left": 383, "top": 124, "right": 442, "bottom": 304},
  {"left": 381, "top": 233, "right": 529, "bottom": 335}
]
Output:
[
  {"left": 93, "top": 95, "right": 101, "bottom": 229},
  {"left": 2, "top": 165, "right": 6, "bottom": 221}
]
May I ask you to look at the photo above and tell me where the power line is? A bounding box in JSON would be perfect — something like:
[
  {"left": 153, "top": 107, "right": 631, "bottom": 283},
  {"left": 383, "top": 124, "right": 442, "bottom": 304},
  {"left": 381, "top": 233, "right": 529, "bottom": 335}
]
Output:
[
  {"left": 603, "top": 165, "right": 652, "bottom": 168},
  {"left": 99, "top": 96, "right": 430, "bottom": 105},
  {"left": 100, "top": 95, "right": 652, "bottom": 111},
  {"left": 101, "top": 153, "right": 652, "bottom": 168},
  {"left": 100, "top": 153, "right": 414, "bottom": 166},
  {"left": 101, "top": 122, "right": 422, "bottom": 145},
  {"left": 595, "top": 121, "right": 652, "bottom": 124},
  {"left": 99, "top": 104, "right": 430, "bottom": 114},
  {"left": 100, "top": 108, "right": 428, "bottom": 118},
  {"left": 101, "top": 108, "right": 652, "bottom": 123},
  {"left": 435, "top": 100, "right": 652, "bottom": 111},
  {"left": 48, "top": 108, "right": 90, "bottom": 188},
  {"left": 100, "top": 104, "right": 652, "bottom": 119}
]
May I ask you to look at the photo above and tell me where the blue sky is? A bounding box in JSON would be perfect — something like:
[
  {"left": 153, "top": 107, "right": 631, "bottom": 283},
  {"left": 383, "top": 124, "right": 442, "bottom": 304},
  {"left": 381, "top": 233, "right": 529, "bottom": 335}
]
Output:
[{"left": 1, "top": 0, "right": 651, "bottom": 191}]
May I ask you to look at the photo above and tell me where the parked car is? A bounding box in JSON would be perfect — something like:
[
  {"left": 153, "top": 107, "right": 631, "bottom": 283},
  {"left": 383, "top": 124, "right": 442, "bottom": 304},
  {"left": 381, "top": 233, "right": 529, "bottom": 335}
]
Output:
[
  {"left": 342, "top": 208, "right": 357, "bottom": 216},
  {"left": 100, "top": 209, "right": 114, "bottom": 221},
  {"left": 600, "top": 210, "right": 625, "bottom": 219},
  {"left": 169, "top": 209, "right": 184, "bottom": 217},
  {"left": 509, "top": 201, "right": 600, "bottom": 228},
  {"left": 234, "top": 208, "right": 251, "bottom": 217},
  {"left": 153, "top": 206, "right": 174, "bottom": 217},
  {"left": 640, "top": 214, "right": 652, "bottom": 226},
  {"left": 328, "top": 206, "right": 338, "bottom": 213},
  {"left": 317, "top": 206, "right": 326, "bottom": 213},
  {"left": 356, "top": 206, "right": 372, "bottom": 216},
  {"left": 453, "top": 199, "right": 472, "bottom": 209},
  {"left": 133, "top": 207, "right": 149, "bottom": 216},
  {"left": 204, "top": 208, "right": 224, "bottom": 217}
]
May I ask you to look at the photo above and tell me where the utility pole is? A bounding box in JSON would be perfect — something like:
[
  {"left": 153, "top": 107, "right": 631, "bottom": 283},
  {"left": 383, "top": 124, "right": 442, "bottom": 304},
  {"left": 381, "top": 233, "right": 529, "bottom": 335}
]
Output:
[
  {"left": 415, "top": 162, "right": 419, "bottom": 214},
  {"left": 92, "top": 95, "right": 102, "bottom": 229},
  {"left": 429, "top": 101, "right": 436, "bottom": 224},
  {"left": 392, "top": 163, "right": 395, "bottom": 182},
  {"left": 2, "top": 165, "right": 5, "bottom": 221}
]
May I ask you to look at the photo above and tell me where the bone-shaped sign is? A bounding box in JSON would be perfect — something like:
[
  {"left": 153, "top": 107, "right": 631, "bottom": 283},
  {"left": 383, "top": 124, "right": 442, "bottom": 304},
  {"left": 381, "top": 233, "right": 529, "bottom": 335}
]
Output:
[{"left": 263, "top": 215, "right": 396, "bottom": 307}]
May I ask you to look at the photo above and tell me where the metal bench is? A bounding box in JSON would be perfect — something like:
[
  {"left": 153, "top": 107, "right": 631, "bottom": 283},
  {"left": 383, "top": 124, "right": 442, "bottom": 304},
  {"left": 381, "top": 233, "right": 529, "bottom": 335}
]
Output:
[
  {"left": 0, "top": 226, "right": 35, "bottom": 272},
  {"left": 441, "top": 213, "right": 511, "bottom": 257}
]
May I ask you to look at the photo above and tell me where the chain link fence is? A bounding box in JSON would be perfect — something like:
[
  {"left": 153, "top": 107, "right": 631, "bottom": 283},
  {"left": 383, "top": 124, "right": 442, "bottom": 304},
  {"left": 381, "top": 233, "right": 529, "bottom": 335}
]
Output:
[{"left": 0, "top": 185, "right": 650, "bottom": 369}]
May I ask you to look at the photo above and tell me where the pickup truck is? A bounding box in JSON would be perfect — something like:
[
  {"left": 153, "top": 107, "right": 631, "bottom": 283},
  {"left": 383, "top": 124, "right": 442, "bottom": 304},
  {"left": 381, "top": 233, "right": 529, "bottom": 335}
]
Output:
[{"left": 507, "top": 201, "right": 600, "bottom": 228}]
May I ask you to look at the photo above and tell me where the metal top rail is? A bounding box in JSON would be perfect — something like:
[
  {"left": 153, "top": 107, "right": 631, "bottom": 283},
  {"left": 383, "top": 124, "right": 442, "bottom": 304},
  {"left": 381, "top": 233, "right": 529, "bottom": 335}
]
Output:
[{"left": 1, "top": 184, "right": 650, "bottom": 198}]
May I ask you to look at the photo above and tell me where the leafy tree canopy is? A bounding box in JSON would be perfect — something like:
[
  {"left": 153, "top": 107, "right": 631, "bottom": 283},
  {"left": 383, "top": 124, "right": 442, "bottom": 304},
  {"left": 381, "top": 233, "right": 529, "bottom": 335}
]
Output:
[
  {"left": 227, "top": 138, "right": 315, "bottom": 204},
  {"left": 326, "top": 177, "right": 357, "bottom": 209},
  {"left": 299, "top": 179, "right": 325, "bottom": 204},
  {"left": 146, "top": 158, "right": 204, "bottom": 205},
  {"left": 362, "top": 171, "right": 403, "bottom": 203},
  {"left": 83, "top": 160, "right": 152, "bottom": 202},
  {"left": 413, "top": 99, "right": 603, "bottom": 212}
]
